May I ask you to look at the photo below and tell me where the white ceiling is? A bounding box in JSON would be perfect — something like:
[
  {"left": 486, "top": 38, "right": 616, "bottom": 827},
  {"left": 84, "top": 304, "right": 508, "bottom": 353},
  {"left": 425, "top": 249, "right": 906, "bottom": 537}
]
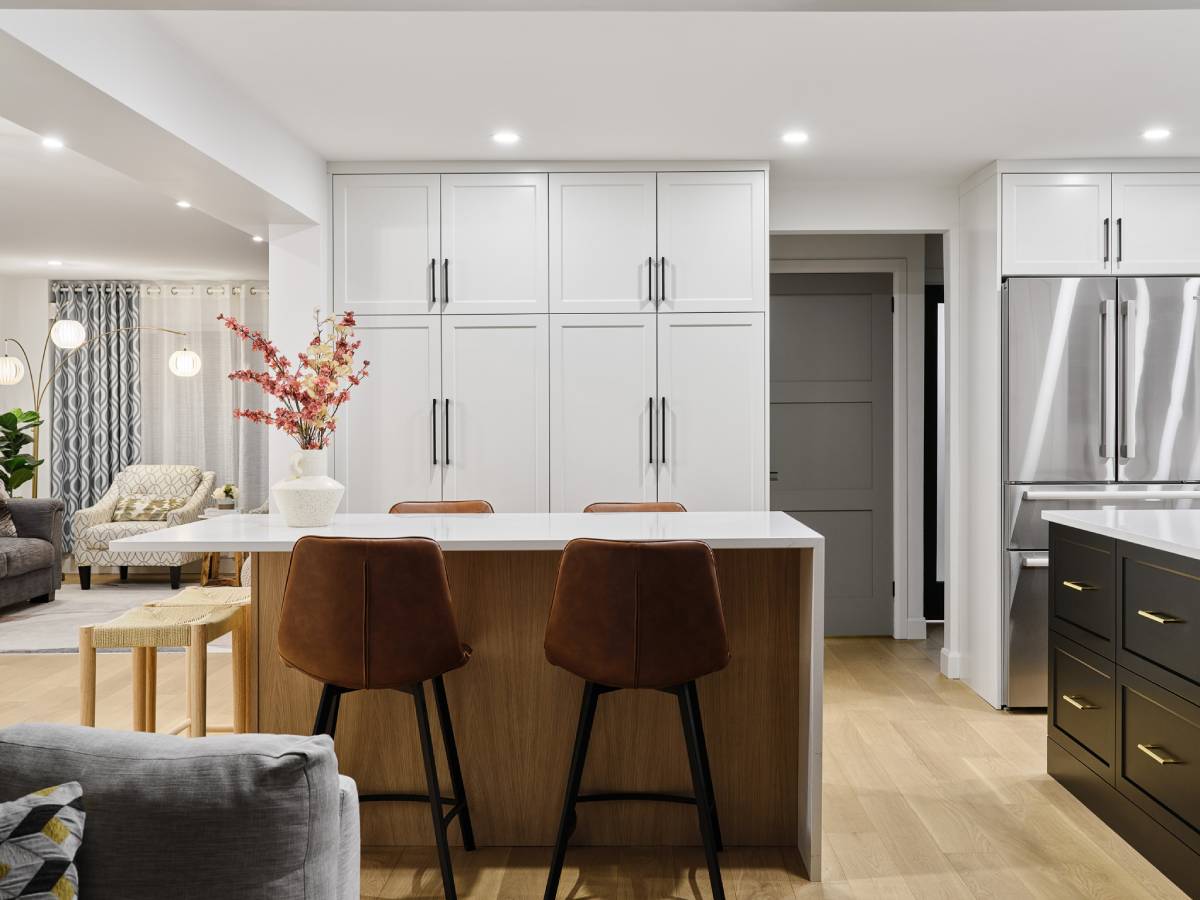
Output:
[
  {"left": 146, "top": 8, "right": 1200, "bottom": 185},
  {"left": 0, "top": 116, "right": 267, "bottom": 281}
]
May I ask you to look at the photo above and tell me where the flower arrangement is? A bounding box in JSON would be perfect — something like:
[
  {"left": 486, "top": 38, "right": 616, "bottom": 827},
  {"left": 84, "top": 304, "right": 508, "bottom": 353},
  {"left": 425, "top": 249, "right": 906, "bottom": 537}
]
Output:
[
  {"left": 218, "top": 309, "right": 369, "bottom": 449},
  {"left": 212, "top": 483, "right": 239, "bottom": 508}
]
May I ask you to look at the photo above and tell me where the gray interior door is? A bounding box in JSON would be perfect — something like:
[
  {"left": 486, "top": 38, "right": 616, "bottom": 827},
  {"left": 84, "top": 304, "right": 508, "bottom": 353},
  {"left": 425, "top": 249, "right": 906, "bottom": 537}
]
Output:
[{"left": 770, "top": 273, "right": 893, "bottom": 635}]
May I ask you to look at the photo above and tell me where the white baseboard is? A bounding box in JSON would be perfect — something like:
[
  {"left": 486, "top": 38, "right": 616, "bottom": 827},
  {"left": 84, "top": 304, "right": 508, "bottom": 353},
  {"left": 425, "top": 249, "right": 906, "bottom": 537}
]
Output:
[{"left": 940, "top": 647, "right": 962, "bottom": 679}]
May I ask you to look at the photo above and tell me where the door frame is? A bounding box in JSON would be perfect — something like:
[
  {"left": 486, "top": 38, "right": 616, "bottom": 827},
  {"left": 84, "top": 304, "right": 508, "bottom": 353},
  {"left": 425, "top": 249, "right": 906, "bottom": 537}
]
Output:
[{"left": 770, "top": 257, "right": 916, "bottom": 640}]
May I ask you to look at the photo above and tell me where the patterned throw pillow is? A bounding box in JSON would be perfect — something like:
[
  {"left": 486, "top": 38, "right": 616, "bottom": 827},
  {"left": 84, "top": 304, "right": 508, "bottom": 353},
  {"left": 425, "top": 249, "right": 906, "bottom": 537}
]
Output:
[
  {"left": 112, "top": 495, "right": 187, "bottom": 522},
  {"left": 0, "top": 485, "right": 15, "bottom": 538},
  {"left": 0, "top": 782, "right": 85, "bottom": 899}
]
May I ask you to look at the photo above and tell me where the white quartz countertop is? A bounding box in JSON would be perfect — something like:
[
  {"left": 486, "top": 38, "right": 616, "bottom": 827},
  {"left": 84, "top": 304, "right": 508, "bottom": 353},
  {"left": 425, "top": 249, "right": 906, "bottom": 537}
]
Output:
[
  {"left": 109, "top": 511, "right": 824, "bottom": 553},
  {"left": 1043, "top": 508, "right": 1200, "bottom": 561}
]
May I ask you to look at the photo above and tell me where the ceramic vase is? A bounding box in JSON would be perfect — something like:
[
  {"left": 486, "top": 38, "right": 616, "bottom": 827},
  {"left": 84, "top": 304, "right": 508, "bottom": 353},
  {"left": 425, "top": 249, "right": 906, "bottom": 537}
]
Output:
[{"left": 271, "top": 448, "right": 344, "bottom": 527}]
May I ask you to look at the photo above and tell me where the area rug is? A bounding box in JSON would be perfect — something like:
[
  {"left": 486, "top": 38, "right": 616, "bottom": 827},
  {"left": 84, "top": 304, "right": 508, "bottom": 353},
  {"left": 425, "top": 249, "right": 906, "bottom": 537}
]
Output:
[{"left": 0, "top": 581, "right": 232, "bottom": 653}]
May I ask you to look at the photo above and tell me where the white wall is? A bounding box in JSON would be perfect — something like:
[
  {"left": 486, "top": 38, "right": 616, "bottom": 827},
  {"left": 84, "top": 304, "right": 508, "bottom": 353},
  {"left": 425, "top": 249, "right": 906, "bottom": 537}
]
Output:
[
  {"left": 771, "top": 234, "right": 927, "bottom": 640},
  {"left": 0, "top": 277, "right": 51, "bottom": 497},
  {"left": 771, "top": 178, "right": 958, "bottom": 234}
]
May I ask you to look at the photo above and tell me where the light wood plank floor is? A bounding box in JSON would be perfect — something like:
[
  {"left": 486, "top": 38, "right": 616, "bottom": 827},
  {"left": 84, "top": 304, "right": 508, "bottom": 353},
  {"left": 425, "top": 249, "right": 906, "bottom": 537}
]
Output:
[{"left": 0, "top": 635, "right": 1186, "bottom": 899}]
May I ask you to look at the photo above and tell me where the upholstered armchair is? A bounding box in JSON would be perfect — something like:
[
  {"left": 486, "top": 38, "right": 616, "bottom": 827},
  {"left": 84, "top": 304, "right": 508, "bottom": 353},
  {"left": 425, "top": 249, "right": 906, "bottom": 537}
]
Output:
[{"left": 73, "top": 465, "right": 215, "bottom": 590}]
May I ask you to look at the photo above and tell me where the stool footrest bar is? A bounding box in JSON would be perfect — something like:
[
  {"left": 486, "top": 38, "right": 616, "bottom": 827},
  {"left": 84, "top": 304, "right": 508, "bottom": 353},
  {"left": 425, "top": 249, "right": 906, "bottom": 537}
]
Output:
[
  {"left": 358, "top": 792, "right": 462, "bottom": 807},
  {"left": 576, "top": 791, "right": 696, "bottom": 806}
]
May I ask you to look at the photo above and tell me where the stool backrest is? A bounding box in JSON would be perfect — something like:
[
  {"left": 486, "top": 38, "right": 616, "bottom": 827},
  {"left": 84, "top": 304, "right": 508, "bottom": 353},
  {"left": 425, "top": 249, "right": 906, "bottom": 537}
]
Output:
[
  {"left": 389, "top": 499, "right": 494, "bottom": 514},
  {"left": 278, "top": 536, "right": 467, "bottom": 689},
  {"left": 545, "top": 538, "right": 729, "bottom": 689},
  {"left": 583, "top": 501, "right": 687, "bottom": 513}
]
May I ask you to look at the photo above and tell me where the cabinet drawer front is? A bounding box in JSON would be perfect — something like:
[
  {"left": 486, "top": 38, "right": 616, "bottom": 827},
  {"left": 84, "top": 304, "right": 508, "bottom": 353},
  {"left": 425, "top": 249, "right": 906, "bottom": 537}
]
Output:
[
  {"left": 1051, "top": 530, "right": 1115, "bottom": 647},
  {"left": 1121, "top": 552, "right": 1200, "bottom": 691},
  {"left": 1119, "top": 673, "right": 1200, "bottom": 846},
  {"left": 1050, "top": 633, "right": 1115, "bottom": 777}
]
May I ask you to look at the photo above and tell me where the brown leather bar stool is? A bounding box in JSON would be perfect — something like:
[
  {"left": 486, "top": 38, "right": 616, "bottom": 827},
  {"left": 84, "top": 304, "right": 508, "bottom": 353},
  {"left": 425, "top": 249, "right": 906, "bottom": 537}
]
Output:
[
  {"left": 389, "top": 499, "right": 494, "bottom": 514},
  {"left": 278, "top": 535, "right": 474, "bottom": 900},
  {"left": 543, "top": 538, "right": 730, "bottom": 900},
  {"left": 583, "top": 501, "right": 687, "bottom": 512}
]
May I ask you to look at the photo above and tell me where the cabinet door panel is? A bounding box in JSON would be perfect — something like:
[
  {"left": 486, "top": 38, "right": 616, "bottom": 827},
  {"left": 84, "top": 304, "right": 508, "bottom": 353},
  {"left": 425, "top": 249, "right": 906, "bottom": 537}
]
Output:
[
  {"left": 441, "top": 174, "right": 548, "bottom": 314},
  {"left": 336, "top": 316, "right": 441, "bottom": 511},
  {"left": 658, "top": 313, "right": 765, "bottom": 510},
  {"left": 550, "top": 315, "right": 657, "bottom": 512},
  {"left": 1113, "top": 174, "right": 1200, "bottom": 274},
  {"left": 657, "top": 172, "right": 765, "bottom": 313},
  {"left": 550, "top": 173, "right": 657, "bottom": 314},
  {"left": 333, "top": 174, "right": 439, "bottom": 315},
  {"left": 442, "top": 316, "right": 549, "bottom": 512},
  {"left": 1002, "top": 174, "right": 1111, "bottom": 275}
]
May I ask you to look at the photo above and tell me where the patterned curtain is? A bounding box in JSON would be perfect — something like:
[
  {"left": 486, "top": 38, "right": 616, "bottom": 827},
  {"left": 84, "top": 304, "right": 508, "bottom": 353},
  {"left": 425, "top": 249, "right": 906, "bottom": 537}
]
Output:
[{"left": 50, "top": 282, "right": 142, "bottom": 549}]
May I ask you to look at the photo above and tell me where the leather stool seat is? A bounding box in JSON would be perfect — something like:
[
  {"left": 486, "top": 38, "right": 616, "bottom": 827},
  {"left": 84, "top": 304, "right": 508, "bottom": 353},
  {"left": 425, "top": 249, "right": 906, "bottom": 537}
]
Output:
[
  {"left": 582, "top": 501, "right": 687, "bottom": 513},
  {"left": 389, "top": 499, "right": 494, "bottom": 514}
]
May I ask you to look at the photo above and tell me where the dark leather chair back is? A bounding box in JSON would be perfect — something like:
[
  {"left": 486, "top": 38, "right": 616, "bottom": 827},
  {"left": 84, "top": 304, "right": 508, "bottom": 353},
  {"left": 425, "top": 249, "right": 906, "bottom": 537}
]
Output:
[
  {"left": 545, "top": 538, "right": 729, "bottom": 689},
  {"left": 583, "top": 501, "right": 687, "bottom": 513},
  {"left": 389, "top": 500, "right": 494, "bottom": 514},
  {"left": 278, "top": 536, "right": 468, "bottom": 689}
]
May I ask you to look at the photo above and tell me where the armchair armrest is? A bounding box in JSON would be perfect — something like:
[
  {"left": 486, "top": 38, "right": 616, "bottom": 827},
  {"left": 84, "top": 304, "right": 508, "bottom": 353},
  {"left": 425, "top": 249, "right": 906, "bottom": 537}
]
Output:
[
  {"left": 72, "top": 486, "right": 120, "bottom": 534},
  {"left": 166, "top": 471, "right": 216, "bottom": 528},
  {"left": 8, "top": 498, "right": 64, "bottom": 546}
]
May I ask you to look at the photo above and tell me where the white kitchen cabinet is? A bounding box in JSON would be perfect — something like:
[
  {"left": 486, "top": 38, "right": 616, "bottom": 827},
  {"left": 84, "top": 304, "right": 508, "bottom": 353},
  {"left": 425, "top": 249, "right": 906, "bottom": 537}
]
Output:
[
  {"left": 336, "top": 316, "right": 441, "bottom": 511},
  {"left": 333, "top": 174, "right": 440, "bottom": 315},
  {"left": 1001, "top": 174, "right": 1112, "bottom": 275},
  {"left": 550, "top": 315, "right": 658, "bottom": 512},
  {"left": 440, "top": 174, "right": 548, "bottom": 315},
  {"left": 1112, "top": 173, "right": 1200, "bottom": 274},
  {"left": 441, "top": 315, "right": 549, "bottom": 512},
  {"left": 657, "top": 313, "right": 765, "bottom": 511},
  {"left": 549, "top": 173, "right": 657, "bottom": 314},
  {"left": 656, "top": 171, "right": 765, "bottom": 313}
]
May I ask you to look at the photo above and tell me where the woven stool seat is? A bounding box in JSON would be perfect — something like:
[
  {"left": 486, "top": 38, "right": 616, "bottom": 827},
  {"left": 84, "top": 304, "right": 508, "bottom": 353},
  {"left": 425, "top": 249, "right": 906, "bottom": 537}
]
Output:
[
  {"left": 146, "top": 585, "right": 251, "bottom": 608},
  {"left": 91, "top": 604, "right": 241, "bottom": 649}
]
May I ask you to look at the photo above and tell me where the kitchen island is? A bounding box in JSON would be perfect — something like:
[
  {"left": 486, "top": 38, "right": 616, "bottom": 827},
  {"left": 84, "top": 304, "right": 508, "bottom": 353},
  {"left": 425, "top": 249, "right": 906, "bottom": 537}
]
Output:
[
  {"left": 1042, "top": 509, "right": 1200, "bottom": 897},
  {"left": 112, "top": 511, "right": 825, "bottom": 878}
]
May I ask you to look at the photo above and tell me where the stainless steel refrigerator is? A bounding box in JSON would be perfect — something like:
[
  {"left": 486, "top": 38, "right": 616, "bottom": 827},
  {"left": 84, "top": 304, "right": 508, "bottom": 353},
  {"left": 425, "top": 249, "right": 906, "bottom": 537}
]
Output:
[{"left": 1003, "top": 276, "right": 1200, "bottom": 707}]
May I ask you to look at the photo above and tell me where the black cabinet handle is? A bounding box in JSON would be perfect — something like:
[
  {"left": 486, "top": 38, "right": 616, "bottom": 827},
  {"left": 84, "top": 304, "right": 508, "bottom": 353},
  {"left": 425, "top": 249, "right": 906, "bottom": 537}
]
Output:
[
  {"left": 659, "top": 256, "right": 666, "bottom": 305},
  {"left": 443, "top": 259, "right": 450, "bottom": 303},
  {"left": 660, "top": 396, "right": 667, "bottom": 463},
  {"left": 1103, "top": 219, "right": 1110, "bottom": 263},
  {"left": 1116, "top": 218, "right": 1123, "bottom": 264},
  {"left": 430, "top": 258, "right": 437, "bottom": 303},
  {"left": 444, "top": 398, "right": 451, "bottom": 465},
  {"left": 648, "top": 396, "right": 654, "bottom": 464},
  {"left": 432, "top": 398, "right": 438, "bottom": 465},
  {"left": 647, "top": 256, "right": 654, "bottom": 303}
]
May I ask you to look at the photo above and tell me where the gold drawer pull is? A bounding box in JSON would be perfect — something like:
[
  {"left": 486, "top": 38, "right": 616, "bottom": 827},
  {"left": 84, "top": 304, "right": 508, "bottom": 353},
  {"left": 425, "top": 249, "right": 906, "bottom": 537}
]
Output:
[
  {"left": 1062, "top": 580, "right": 1098, "bottom": 592},
  {"left": 1137, "top": 610, "right": 1185, "bottom": 624},
  {"left": 1062, "top": 694, "right": 1097, "bottom": 710},
  {"left": 1137, "top": 743, "right": 1182, "bottom": 765}
]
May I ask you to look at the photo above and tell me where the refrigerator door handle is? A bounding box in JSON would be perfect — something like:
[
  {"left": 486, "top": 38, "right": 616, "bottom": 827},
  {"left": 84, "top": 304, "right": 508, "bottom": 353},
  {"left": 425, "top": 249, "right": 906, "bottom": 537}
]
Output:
[
  {"left": 1119, "top": 298, "right": 1135, "bottom": 460},
  {"left": 1099, "top": 299, "right": 1110, "bottom": 460},
  {"left": 1021, "top": 554, "right": 1050, "bottom": 570},
  {"left": 1024, "top": 489, "right": 1200, "bottom": 501}
]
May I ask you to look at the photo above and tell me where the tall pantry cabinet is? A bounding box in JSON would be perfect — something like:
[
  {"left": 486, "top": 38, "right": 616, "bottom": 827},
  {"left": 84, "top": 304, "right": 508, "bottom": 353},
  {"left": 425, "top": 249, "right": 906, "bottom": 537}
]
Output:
[{"left": 333, "top": 167, "right": 767, "bottom": 513}]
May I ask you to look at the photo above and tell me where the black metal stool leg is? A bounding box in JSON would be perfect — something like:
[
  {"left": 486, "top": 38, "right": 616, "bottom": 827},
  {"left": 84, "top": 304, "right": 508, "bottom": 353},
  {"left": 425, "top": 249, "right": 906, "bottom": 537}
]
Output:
[
  {"left": 312, "top": 684, "right": 347, "bottom": 737},
  {"left": 432, "top": 674, "right": 476, "bottom": 852},
  {"left": 684, "top": 680, "right": 723, "bottom": 852},
  {"left": 678, "top": 684, "right": 726, "bottom": 900},
  {"left": 413, "top": 682, "right": 458, "bottom": 900},
  {"left": 544, "top": 681, "right": 601, "bottom": 900}
]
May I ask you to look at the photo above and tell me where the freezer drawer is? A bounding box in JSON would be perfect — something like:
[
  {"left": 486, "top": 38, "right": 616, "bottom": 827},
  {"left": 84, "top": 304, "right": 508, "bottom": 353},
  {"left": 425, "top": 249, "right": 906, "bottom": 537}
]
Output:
[
  {"left": 1005, "top": 277, "right": 1115, "bottom": 484},
  {"left": 1118, "top": 277, "right": 1200, "bottom": 483},
  {"left": 1006, "top": 551, "right": 1049, "bottom": 708},
  {"left": 1005, "top": 483, "right": 1200, "bottom": 549}
]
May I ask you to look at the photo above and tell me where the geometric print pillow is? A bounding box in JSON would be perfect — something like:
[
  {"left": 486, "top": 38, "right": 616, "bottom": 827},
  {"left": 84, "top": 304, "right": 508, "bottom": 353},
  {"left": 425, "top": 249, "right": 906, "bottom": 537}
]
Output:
[
  {"left": 112, "top": 495, "right": 186, "bottom": 523},
  {"left": 0, "top": 782, "right": 84, "bottom": 900}
]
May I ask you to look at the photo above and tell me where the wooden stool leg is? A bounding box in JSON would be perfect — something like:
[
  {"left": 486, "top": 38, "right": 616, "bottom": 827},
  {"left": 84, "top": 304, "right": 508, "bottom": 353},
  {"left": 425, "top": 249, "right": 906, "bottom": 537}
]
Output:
[
  {"left": 144, "top": 648, "right": 158, "bottom": 733},
  {"left": 132, "top": 648, "right": 147, "bottom": 732},
  {"left": 189, "top": 624, "right": 207, "bottom": 737},
  {"left": 79, "top": 627, "right": 96, "bottom": 727},
  {"left": 232, "top": 608, "right": 249, "bottom": 733}
]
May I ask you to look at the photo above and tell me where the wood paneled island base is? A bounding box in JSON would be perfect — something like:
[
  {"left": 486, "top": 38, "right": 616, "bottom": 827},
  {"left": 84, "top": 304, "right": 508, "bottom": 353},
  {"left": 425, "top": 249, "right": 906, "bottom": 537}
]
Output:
[{"left": 253, "top": 548, "right": 817, "bottom": 866}]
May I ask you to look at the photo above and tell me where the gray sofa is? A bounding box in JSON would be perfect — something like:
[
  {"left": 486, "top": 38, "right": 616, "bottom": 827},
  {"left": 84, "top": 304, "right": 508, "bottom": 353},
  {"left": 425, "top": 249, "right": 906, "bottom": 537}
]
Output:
[
  {"left": 0, "top": 497, "right": 64, "bottom": 610},
  {"left": 0, "top": 724, "right": 360, "bottom": 900}
]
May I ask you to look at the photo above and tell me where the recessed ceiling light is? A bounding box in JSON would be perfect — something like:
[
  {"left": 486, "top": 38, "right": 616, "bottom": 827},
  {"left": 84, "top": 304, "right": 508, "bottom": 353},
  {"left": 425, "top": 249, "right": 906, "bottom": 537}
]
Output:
[
  {"left": 47, "top": 260, "right": 62, "bottom": 267},
  {"left": 252, "top": 234, "right": 264, "bottom": 243},
  {"left": 1143, "top": 127, "right": 1171, "bottom": 142},
  {"left": 782, "top": 130, "right": 810, "bottom": 145},
  {"left": 41, "top": 136, "right": 64, "bottom": 151},
  {"left": 492, "top": 130, "right": 520, "bottom": 145},
  {"left": 175, "top": 199, "right": 192, "bottom": 209}
]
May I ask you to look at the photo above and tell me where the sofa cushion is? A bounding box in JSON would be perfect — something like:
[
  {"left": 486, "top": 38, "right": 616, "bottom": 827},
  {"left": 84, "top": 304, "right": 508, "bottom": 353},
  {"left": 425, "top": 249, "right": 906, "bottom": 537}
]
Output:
[
  {"left": 0, "top": 781, "right": 86, "bottom": 900},
  {"left": 0, "top": 724, "right": 343, "bottom": 900},
  {"left": 76, "top": 521, "right": 162, "bottom": 551},
  {"left": 0, "top": 493, "right": 15, "bottom": 538},
  {"left": 112, "top": 495, "right": 186, "bottom": 522},
  {"left": 0, "top": 538, "right": 53, "bottom": 578}
]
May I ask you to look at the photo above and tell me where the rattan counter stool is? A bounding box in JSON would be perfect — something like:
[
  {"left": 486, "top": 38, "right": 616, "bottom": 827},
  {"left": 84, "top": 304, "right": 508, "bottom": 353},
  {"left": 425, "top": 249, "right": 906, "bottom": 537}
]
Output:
[{"left": 79, "top": 602, "right": 250, "bottom": 737}]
